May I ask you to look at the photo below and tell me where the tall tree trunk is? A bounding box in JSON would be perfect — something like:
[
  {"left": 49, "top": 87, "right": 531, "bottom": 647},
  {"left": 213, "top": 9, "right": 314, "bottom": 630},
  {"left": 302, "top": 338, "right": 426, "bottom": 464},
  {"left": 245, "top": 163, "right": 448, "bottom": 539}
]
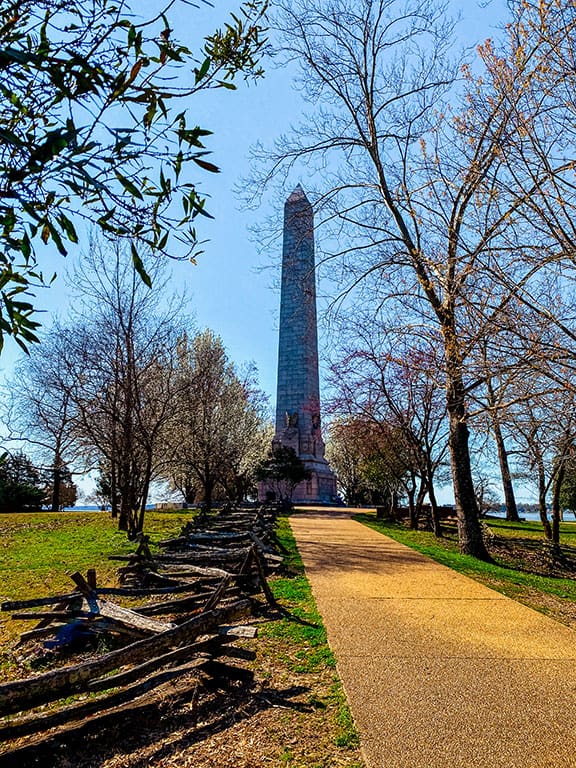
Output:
[
  {"left": 492, "top": 417, "right": 519, "bottom": 522},
  {"left": 184, "top": 483, "right": 196, "bottom": 505},
  {"left": 117, "top": 460, "right": 130, "bottom": 532},
  {"left": 204, "top": 479, "right": 213, "bottom": 514},
  {"left": 50, "top": 455, "right": 61, "bottom": 512},
  {"left": 445, "top": 367, "right": 491, "bottom": 561},
  {"left": 551, "top": 463, "right": 565, "bottom": 545},
  {"left": 391, "top": 489, "right": 399, "bottom": 519},
  {"left": 536, "top": 460, "right": 552, "bottom": 539}
]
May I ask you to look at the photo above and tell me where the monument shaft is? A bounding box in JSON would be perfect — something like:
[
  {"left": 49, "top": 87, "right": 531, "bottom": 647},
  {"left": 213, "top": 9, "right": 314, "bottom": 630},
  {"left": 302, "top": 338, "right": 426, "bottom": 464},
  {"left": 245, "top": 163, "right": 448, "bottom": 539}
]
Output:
[{"left": 270, "top": 186, "right": 337, "bottom": 503}]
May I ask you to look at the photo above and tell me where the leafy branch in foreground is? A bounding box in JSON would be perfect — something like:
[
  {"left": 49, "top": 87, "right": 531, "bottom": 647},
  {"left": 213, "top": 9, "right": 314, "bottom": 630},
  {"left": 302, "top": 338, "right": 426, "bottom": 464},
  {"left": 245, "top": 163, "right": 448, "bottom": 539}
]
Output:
[{"left": 0, "top": 0, "right": 268, "bottom": 350}]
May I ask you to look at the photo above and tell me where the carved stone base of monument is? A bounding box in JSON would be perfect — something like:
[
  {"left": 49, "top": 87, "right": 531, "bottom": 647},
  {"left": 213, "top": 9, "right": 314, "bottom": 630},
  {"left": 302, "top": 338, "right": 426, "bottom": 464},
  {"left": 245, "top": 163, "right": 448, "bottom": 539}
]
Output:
[
  {"left": 257, "top": 461, "right": 337, "bottom": 505},
  {"left": 258, "top": 426, "right": 338, "bottom": 504},
  {"left": 291, "top": 457, "right": 338, "bottom": 504}
]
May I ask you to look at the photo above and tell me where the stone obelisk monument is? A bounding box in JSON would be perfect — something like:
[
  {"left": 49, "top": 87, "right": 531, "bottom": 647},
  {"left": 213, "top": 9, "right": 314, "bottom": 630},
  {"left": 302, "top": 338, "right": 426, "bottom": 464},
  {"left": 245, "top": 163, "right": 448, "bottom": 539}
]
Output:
[{"left": 265, "top": 185, "right": 337, "bottom": 503}]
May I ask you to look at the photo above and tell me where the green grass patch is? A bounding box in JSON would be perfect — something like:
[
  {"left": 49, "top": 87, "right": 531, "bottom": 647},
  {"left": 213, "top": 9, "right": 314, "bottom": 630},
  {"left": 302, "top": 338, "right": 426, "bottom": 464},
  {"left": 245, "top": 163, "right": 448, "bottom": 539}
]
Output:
[
  {"left": 262, "top": 516, "right": 361, "bottom": 754},
  {"left": 353, "top": 512, "right": 576, "bottom": 605},
  {"left": 0, "top": 509, "right": 196, "bottom": 604},
  {"left": 262, "top": 517, "right": 335, "bottom": 673},
  {"left": 330, "top": 682, "right": 361, "bottom": 748},
  {"left": 0, "top": 508, "right": 197, "bottom": 680}
]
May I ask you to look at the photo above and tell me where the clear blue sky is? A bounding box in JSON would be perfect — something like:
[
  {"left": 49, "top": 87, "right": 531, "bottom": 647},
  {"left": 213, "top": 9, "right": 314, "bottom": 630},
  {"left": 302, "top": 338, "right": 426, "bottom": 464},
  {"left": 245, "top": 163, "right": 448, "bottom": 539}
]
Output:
[{"left": 0, "top": 0, "right": 508, "bottom": 407}]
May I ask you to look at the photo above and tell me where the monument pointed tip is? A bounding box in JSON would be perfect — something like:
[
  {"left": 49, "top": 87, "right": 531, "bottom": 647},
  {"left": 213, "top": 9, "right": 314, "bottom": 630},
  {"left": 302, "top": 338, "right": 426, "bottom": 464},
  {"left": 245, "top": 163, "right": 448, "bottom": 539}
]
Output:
[{"left": 287, "top": 184, "right": 309, "bottom": 204}]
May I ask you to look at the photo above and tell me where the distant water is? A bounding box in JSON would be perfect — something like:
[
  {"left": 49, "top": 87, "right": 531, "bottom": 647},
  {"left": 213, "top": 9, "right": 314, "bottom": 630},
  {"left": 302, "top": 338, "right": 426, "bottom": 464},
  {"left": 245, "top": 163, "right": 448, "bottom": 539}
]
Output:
[
  {"left": 61, "top": 505, "right": 157, "bottom": 512},
  {"left": 61, "top": 505, "right": 576, "bottom": 525},
  {"left": 487, "top": 509, "right": 576, "bottom": 524}
]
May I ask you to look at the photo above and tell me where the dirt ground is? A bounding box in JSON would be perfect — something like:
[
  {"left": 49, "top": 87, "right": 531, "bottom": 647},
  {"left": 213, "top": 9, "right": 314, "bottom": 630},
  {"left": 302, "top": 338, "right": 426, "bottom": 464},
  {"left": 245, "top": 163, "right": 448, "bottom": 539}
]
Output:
[{"left": 1, "top": 628, "right": 365, "bottom": 768}]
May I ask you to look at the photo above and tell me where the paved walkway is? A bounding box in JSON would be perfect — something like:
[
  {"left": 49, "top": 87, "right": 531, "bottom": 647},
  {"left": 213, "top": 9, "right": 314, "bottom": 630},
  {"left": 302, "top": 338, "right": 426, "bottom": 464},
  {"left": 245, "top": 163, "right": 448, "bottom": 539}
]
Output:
[{"left": 289, "top": 509, "right": 576, "bottom": 768}]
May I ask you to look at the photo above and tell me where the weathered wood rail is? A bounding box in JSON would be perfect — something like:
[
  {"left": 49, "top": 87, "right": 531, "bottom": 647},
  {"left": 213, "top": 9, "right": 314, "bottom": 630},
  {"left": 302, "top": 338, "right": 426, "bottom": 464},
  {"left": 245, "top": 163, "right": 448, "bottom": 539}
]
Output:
[{"left": 0, "top": 504, "right": 282, "bottom": 764}]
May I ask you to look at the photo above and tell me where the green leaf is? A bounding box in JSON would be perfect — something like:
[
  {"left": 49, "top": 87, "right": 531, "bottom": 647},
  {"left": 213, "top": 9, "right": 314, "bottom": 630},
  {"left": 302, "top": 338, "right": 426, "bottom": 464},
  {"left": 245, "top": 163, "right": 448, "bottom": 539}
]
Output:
[
  {"left": 115, "top": 172, "right": 144, "bottom": 200},
  {"left": 193, "top": 157, "right": 220, "bottom": 173},
  {"left": 128, "top": 24, "right": 137, "bottom": 48},
  {"left": 21, "top": 232, "right": 32, "bottom": 261},
  {"left": 195, "top": 57, "right": 211, "bottom": 84},
  {"left": 0, "top": 128, "right": 24, "bottom": 147},
  {"left": 131, "top": 244, "right": 152, "bottom": 288},
  {"left": 47, "top": 222, "right": 68, "bottom": 256},
  {"left": 157, "top": 231, "right": 169, "bottom": 251},
  {"left": 58, "top": 213, "right": 78, "bottom": 243},
  {"left": 38, "top": 16, "right": 50, "bottom": 57}
]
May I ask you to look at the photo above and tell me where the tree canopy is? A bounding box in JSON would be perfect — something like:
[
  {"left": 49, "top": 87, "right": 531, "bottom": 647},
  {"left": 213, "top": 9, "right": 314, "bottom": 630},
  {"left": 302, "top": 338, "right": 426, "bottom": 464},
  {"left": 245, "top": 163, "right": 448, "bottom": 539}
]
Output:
[
  {"left": 0, "top": 451, "right": 46, "bottom": 512},
  {"left": 0, "top": 0, "right": 268, "bottom": 350}
]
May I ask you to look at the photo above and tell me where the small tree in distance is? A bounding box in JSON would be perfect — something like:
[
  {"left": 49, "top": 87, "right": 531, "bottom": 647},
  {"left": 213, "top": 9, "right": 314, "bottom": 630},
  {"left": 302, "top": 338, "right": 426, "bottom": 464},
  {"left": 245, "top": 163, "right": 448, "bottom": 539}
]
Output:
[
  {"left": 256, "top": 445, "right": 311, "bottom": 509},
  {"left": 0, "top": 452, "right": 46, "bottom": 512}
]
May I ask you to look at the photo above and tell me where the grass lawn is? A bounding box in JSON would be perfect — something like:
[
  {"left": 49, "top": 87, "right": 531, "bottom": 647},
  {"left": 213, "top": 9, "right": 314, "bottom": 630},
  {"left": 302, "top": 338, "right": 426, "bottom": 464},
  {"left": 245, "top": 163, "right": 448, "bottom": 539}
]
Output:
[
  {"left": 354, "top": 511, "right": 576, "bottom": 626},
  {"left": 0, "top": 509, "right": 195, "bottom": 601},
  {"left": 0, "top": 509, "right": 196, "bottom": 654},
  {"left": 0, "top": 509, "right": 365, "bottom": 768}
]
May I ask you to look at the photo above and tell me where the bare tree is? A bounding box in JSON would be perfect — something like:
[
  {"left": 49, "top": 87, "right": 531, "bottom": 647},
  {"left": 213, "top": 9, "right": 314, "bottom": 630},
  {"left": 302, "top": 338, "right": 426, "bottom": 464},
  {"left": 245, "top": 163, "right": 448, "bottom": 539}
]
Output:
[
  {"left": 326, "top": 416, "right": 407, "bottom": 511},
  {"left": 329, "top": 321, "right": 449, "bottom": 532},
  {"left": 467, "top": 337, "right": 522, "bottom": 523},
  {"left": 163, "top": 330, "right": 270, "bottom": 510},
  {"left": 251, "top": 0, "right": 576, "bottom": 558},
  {"left": 59, "top": 240, "right": 184, "bottom": 536},
  {"left": 506, "top": 381, "right": 576, "bottom": 543},
  {"left": 217, "top": 366, "right": 273, "bottom": 503},
  {"left": 3, "top": 332, "right": 80, "bottom": 511},
  {"left": 325, "top": 418, "right": 369, "bottom": 505}
]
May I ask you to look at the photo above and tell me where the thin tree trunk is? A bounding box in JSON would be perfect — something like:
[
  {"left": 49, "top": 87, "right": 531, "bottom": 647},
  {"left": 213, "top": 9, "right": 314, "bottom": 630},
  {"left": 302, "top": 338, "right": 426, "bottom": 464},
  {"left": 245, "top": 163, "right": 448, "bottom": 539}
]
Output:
[
  {"left": 415, "top": 478, "right": 427, "bottom": 518},
  {"left": 492, "top": 418, "right": 520, "bottom": 522},
  {"left": 110, "top": 460, "right": 119, "bottom": 519},
  {"left": 427, "top": 477, "right": 443, "bottom": 538},
  {"left": 391, "top": 489, "right": 399, "bottom": 519},
  {"left": 406, "top": 483, "right": 417, "bottom": 529},
  {"left": 204, "top": 479, "right": 213, "bottom": 514}
]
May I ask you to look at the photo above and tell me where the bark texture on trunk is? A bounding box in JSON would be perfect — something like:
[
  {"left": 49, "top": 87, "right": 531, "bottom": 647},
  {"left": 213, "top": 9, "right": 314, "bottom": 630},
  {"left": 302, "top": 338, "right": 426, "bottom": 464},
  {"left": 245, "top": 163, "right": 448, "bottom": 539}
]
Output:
[
  {"left": 448, "top": 415, "right": 490, "bottom": 560},
  {"left": 445, "top": 363, "right": 491, "bottom": 561},
  {"left": 492, "top": 420, "right": 519, "bottom": 522}
]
